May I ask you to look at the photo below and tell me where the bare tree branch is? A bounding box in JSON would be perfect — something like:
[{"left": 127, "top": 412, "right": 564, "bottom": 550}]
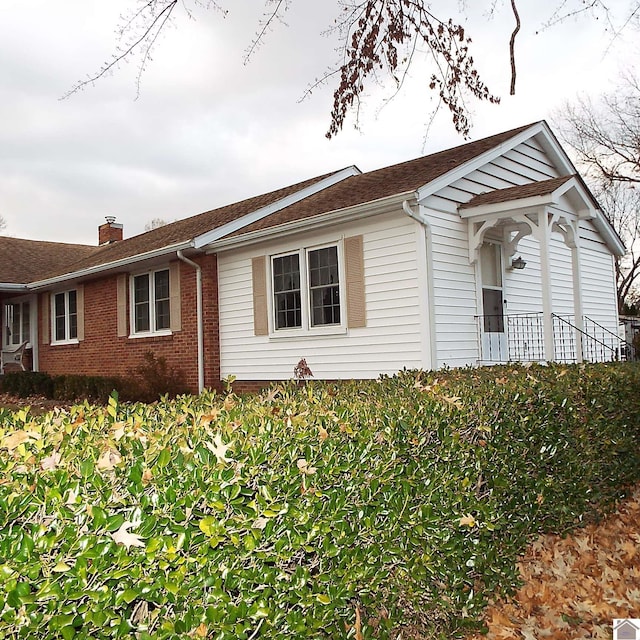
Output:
[
  {"left": 509, "top": 0, "right": 520, "bottom": 95},
  {"left": 62, "top": 0, "right": 179, "bottom": 99},
  {"left": 244, "top": 0, "right": 290, "bottom": 64}
]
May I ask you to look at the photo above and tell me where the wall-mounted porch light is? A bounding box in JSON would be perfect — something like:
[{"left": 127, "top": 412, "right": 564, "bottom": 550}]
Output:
[{"left": 510, "top": 256, "right": 527, "bottom": 270}]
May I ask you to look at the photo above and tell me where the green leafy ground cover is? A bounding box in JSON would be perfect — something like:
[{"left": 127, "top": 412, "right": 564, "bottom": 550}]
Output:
[{"left": 0, "top": 363, "right": 639, "bottom": 639}]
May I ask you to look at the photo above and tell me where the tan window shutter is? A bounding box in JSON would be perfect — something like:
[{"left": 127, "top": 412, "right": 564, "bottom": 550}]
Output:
[
  {"left": 169, "top": 262, "right": 182, "bottom": 332},
  {"left": 344, "top": 235, "right": 366, "bottom": 328},
  {"left": 252, "top": 256, "right": 269, "bottom": 336},
  {"left": 76, "top": 285, "right": 85, "bottom": 341},
  {"left": 116, "top": 274, "right": 128, "bottom": 337},
  {"left": 41, "top": 293, "right": 50, "bottom": 344}
]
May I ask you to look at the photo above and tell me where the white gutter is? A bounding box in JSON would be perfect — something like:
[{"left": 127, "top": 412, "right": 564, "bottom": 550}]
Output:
[
  {"left": 29, "top": 240, "right": 194, "bottom": 290},
  {"left": 206, "top": 191, "right": 415, "bottom": 252},
  {"left": 403, "top": 200, "right": 438, "bottom": 371},
  {"left": 177, "top": 250, "right": 205, "bottom": 394},
  {"left": 0, "top": 283, "right": 29, "bottom": 292}
]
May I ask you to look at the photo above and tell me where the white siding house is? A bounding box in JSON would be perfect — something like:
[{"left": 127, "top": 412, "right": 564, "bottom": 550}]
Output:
[
  {"left": 211, "top": 121, "right": 626, "bottom": 383},
  {"left": 1, "top": 120, "right": 627, "bottom": 390}
]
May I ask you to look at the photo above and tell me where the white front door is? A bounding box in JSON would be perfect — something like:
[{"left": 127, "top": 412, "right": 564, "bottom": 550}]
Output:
[{"left": 480, "top": 243, "right": 507, "bottom": 361}]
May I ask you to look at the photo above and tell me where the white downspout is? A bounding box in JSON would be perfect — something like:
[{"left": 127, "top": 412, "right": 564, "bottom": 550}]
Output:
[
  {"left": 177, "top": 250, "right": 204, "bottom": 393},
  {"left": 403, "top": 200, "right": 438, "bottom": 370}
]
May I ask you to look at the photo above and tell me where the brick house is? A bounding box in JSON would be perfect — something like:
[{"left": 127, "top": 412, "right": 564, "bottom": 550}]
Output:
[{"left": 0, "top": 122, "right": 626, "bottom": 392}]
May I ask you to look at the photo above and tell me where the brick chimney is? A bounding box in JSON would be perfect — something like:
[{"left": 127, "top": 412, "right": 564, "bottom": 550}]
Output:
[{"left": 99, "top": 217, "right": 123, "bottom": 245}]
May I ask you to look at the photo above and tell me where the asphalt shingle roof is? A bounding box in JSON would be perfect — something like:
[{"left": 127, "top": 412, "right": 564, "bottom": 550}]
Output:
[
  {"left": 459, "top": 175, "right": 575, "bottom": 209},
  {"left": 230, "top": 123, "right": 535, "bottom": 236},
  {"left": 0, "top": 237, "right": 99, "bottom": 285}
]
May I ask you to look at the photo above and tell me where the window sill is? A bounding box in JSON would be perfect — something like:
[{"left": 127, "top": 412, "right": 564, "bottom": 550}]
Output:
[
  {"left": 128, "top": 330, "right": 173, "bottom": 340},
  {"left": 269, "top": 326, "right": 348, "bottom": 340},
  {"left": 51, "top": 339, "right": 79, "bottom": 346}
]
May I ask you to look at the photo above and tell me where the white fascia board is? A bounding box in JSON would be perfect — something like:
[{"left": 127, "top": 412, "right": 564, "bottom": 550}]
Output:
[
  {"left": 207, "top": 191, "right": 415, "bottom": 252},
  {"left": 552, "top": 177, "right": 624, "bottom": 254},
  {"left": 416, "top": 121, "right": 573, "bottom": 203},
  {"left": 28, "top": 240, "right": 194, "bottom": 290},
  {"left": 193, "top": 165, "right": 361, "bottom": 250},
  {"left": 591, "top": 214, "right": 626, "bottom": 256}
]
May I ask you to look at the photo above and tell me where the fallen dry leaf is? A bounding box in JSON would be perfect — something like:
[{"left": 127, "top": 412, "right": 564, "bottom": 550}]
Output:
[
  {"left": 467, "top": 483, "right": 640, "bottom": 640},
  {"left": 111, "top": 521, "right": 145, "bottom": 550},
  {"left": 2, "top": 430, "right": 38, "bottom": 451},
  {"left": 96, "top": 449, "right": 122, "bottom": 471},
  {"left": 297, "top": 458, "right": 317, "bottom": 476},
  {"left": 40, "top": 451, "right": 62, "bottom": 471},
  {"left": 205, "top": 433, "right": 232, "bottom": 464},
  {"left": 459, "top": 514, "right": 477, "bottom": 528}
]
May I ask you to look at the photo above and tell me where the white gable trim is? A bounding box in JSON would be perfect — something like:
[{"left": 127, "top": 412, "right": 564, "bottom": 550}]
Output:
[
  {"left": 193, "top": 165, "right": 361, "bottom": 250},
  {"left": 416, "top": 121, "right": 573, "bottom": 203}
]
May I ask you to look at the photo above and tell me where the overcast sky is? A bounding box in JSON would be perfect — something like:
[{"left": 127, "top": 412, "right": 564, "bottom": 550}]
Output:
[{"left": 0, "top": 1, "right": 637, "bottom": 245}]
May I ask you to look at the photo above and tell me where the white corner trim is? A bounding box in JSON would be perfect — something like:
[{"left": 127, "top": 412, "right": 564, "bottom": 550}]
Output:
[{"left": 193, "top": 166, "right": 361, "bottom": 249}]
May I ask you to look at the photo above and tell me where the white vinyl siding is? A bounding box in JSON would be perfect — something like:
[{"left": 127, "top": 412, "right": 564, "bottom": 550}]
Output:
[
  {"left": 579, "top": 219, "right": 619, "bottom": 334},
  {"left": 218, "top": 212, "right": 423, "bottom": 380}
]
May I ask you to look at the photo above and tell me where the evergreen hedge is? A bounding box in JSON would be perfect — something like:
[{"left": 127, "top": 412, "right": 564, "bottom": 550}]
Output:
[{"left": 0, "top": 363, "right": 639, "bottom": 639}]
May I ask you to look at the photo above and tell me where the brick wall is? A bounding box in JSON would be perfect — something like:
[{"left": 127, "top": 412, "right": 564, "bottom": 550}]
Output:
[{"left": 37, "top": 254, "right": 221, "bottom": 393}]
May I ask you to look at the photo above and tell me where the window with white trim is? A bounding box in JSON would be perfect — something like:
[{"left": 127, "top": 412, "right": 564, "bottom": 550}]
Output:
[
  {"left": 271, "top": 244, "right": 342, "bottom": 332},
  {"left": 131, "top": 268, "right": 171, "bottom": 335},
  {"left": 52, "top": 290, "right": 77, "bottom": 343},
  {"left": 4, "top": 300, "right": 31, "bottom": 347}
]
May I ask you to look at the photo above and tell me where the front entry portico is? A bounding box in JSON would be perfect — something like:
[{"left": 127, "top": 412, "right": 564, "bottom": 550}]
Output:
[{"left": 462, "top": 175, "right": 624, "bottom": 364}]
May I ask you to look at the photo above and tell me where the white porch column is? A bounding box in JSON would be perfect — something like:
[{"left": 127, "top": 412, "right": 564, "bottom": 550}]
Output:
[
  {"left": 567, "top": 221, "right": 584, "bottom": 362},
  {"left": 532, "top": 209, "right": 555, "bottom": 362}
]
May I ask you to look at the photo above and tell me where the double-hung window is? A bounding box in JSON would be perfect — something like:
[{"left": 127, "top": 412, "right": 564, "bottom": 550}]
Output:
[
  {"left": 131, "top": 269, "right": 170, "bottom": 335},
  {"left": 272, "top": 244, "right": 342, "bottom": 332},
  {"left": 52, "top": 290, "right": 78, "bottom": 343},
  {"left": 4, "top": 300, "right": 31, "bottom": 347}
]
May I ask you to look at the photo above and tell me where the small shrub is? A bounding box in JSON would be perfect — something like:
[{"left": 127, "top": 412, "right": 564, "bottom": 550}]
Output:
[
  {"left": 130, "top": 351, "right": 189, "bottom": 402},
  {"left": 52, "top": 374, "right": 124, "bottom": 403},
  {"left": 0, "top": 371, "right": 54, "bottom": 398}
]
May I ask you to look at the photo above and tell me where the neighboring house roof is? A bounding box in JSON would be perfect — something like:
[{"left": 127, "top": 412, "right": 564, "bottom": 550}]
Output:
[{"left": 0, "top": 236, "right": 99, "bottom": 286}]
